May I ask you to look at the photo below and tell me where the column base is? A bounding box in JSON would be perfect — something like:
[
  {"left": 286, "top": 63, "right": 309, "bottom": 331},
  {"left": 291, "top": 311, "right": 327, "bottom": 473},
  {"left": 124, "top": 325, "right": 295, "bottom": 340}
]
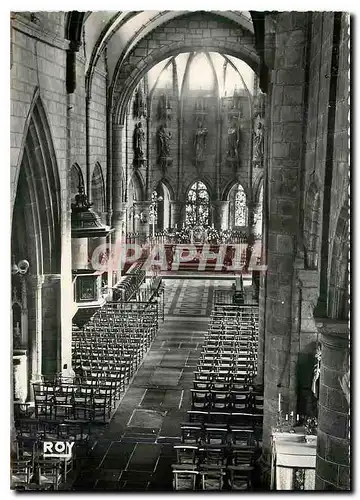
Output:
[{"left": 254, "top": 451, "right": 272, "bottom": 490}]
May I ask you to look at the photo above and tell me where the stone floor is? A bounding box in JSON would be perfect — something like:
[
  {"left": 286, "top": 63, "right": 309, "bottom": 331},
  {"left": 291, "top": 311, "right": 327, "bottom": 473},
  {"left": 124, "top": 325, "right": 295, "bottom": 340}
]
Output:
[{"left": 71, "top": 278, "right": 232, "bottom": 491}]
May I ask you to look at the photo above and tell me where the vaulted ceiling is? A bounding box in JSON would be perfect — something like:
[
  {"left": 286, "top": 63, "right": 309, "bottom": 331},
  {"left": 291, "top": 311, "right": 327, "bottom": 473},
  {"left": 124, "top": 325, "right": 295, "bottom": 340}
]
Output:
[{"left": 79, "top": 11, "right": 255, "bottom": 86}]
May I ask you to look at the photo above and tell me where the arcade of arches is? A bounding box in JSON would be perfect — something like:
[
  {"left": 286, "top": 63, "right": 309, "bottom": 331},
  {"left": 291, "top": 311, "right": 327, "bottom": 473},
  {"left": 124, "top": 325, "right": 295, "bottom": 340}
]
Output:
[{"left": 10, "top": 10, "right": 350, "bottom": 492}]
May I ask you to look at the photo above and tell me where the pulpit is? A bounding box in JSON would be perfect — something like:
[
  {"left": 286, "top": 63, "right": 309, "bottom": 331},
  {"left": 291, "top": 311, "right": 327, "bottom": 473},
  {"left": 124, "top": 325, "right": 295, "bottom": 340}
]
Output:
[{"left": 270, "top": 431, "right": 317, "bottom": 490}]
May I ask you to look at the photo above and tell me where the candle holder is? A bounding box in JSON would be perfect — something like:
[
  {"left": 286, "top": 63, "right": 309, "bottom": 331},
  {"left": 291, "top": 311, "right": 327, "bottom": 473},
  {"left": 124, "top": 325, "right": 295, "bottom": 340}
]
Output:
[
  {"left": 274, "top": 410, "right": 284, "bottom": 432},
  {"left": 304, "top": 416, "right": 318, "bottom": 435}
]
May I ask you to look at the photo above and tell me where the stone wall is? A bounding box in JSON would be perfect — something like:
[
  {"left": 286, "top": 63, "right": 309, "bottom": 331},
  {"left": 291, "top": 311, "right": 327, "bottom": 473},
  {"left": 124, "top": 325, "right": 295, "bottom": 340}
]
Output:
[{"left": 89, "top": 53, "right": 108, "bottom": 189}]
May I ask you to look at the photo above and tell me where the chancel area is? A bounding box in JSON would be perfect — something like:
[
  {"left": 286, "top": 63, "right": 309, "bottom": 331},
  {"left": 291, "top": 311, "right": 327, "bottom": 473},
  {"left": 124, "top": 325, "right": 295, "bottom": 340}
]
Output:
[{"left": 10, "top": 10, "right": 350, "bottom": 492}]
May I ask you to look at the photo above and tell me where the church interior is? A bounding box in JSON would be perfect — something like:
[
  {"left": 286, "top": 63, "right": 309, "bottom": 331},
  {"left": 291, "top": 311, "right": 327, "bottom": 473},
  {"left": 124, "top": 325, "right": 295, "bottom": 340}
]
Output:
[{"left": 10, "top": 10, "right": 350, "bottom": 491}]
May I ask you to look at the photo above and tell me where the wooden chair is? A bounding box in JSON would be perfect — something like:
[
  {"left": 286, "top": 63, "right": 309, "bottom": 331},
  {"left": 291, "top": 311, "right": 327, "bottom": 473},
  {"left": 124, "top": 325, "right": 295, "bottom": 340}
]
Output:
[
  {"left": 199, "top": 465, "right": 226, "bottom": 490},
  {"left": 171, "top": 464, "right": 198, "bottom": 491},
  {"left": 11, "top": 459, "right": 33, "bottom": 489},
  {"left": 204, "top": 425, "right": 228, "bottom": 445},
  {"left": 173, "top": 445, "right": 198, "bottom": 465},
  {"left": 227, "top": 464, "right": 253, "bottom": 490},
  {"left": 35, "top": 459, "right": 63, "bottom": 490},
  {"left": 181, "top": 424, "right": 203, "bottom": 445},
  {"left": 199, "top": 445, "right": 226, "bottom": 466}
]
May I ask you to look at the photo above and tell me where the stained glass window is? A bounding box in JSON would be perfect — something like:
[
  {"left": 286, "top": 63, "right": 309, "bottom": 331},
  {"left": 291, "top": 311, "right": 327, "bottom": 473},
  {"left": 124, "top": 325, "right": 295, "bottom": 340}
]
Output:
[
  {"left": 185, "top": 181, "right": 210, "bottom": 227},
  {"left": 234, "top": 184, "right": 248, "bottom": 226}
]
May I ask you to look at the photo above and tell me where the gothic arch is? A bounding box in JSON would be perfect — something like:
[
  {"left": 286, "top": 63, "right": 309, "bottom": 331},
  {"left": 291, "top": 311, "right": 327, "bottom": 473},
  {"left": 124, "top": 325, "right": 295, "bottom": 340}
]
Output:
[
  {"left": 185, "top": 180, "right": 211, "bottom": 227},
  {"left": 227, "top": 182, "right": 249, "bottom": 228},
  {"left": 185, "top": 177, "right": 213, "bottom": 201},
  {"left": 70, "top": 163, "right": 84, "bottom": 201},
  {"left": 153, "top": 177, "right": 175, "bottom": 202},
  {"left": 11, "top": 95, "right": 62, "bottom": 384},
  {"left": 11, "top": 96, "right": 61, "bottom": 276},
  {"left": 253, "top": 172, "right": 264, "bottom": 204},
  {"left": 127, "top": 170, "right": 145, "bottom": 203},
  {"left": 111, "top": 12, "right": 259, "bottom": 126}
]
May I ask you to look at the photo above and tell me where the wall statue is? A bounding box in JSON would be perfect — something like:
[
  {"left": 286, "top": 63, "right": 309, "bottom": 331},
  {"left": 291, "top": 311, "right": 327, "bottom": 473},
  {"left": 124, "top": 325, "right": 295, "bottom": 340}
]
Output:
[
  {"left": 133, "top": 122, "right": 145, "bottom": 160},
  {"left": 253, "top": 119, "right": 264, "bottom": 166},
  {"left": 194, "top": 120, "right": 208, "bottom": 161},
  {"left": 157, "top": 124, "right": 172, "bottom": 159},
  {"left": 227, "top": 122, "right": 240, "bottom": 158},
  {"left": 133, "top": 86, "right": 146, "bottom": 119}
]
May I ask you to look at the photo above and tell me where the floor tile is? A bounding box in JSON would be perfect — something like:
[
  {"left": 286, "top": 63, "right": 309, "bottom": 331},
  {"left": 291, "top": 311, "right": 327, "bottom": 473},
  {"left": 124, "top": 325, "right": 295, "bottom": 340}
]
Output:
[{"left": 126, "top": 443, "right": 161, "bottom": 471}]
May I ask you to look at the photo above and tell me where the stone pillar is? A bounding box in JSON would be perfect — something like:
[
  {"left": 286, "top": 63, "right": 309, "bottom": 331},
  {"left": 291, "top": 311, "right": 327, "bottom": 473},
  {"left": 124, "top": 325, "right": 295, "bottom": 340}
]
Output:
[
  {"left": 315, "top": 320, "right": 350, "bottom": 490},
  {"left": 262, "top": 12, "right": 308, "bottom": 461},
  {"left": 170, "top": 201, "right": 183, "bottom": 229},
  {"left": 28, "top": 275, "right": 44, "bottom": 396},
  {"left": 112, "top": 124, "right": 125, "bottom": 242},
  {"left": 212, "top": 201, "right": 229, "bottom": 230},
  {"left": 71, "top": 238, "right": 89, "bottom": 269},
  {"left": 295, "top": 269, "right": 320, "bottom": 417},
  {"left": 255, "top": 271, "right": 266, "bottom": 385},
  {"left": 42, "top": 277, "right": 61, "bottom": 378}
]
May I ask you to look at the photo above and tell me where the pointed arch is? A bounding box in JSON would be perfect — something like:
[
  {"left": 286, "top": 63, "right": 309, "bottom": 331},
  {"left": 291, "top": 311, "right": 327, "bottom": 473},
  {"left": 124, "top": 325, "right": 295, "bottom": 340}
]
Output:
[
  {"left": 12, "top": 96, "right": 61, "bottom": 275},
  {"left": 155, "top": 179, "right": 174, "bottom": 231},
  {"left": 227, "top": 182, "right": 248, "bottom": 228},
  {"left": 91, "top": 162, "right": 106, "bottom": 214},
  {"left": 253, "top": 171, "right": 264, "bottom": 204},
  {"left": 127, "top": 170, "right": 145, "bottom": 203},
  {"left": 70, "top": 163, "right": 84, "bottom": 201}
]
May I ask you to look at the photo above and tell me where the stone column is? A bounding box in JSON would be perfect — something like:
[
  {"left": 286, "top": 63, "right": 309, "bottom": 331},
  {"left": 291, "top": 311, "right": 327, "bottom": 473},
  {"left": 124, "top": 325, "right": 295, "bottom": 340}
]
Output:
[
  {"left": 262, "top": 12, "right": 308, "bottom": 460},
  {"left": 42, "top": 277, "right": 61, "bottom": 378},
  {"left": 28, "top": 274, "right": 44, "bottom": 397},
  {"left": 212, "top": 201, "right": 229, "bottom": 230},
  {"left": 315, "top": 320, "right": 350, "bottom": 490},
  {"left": 112, "top": 124, "right": 125, "bottom": 242},
  {"left": 295, "top": 269, "right": 320, "bottom": 416},
  {"left": 71, "top": 238, "right": 89, "bottom": 269},
  {"left": 255, "top": 271, "right": 266, "bottom": 385},
  {"left": 170, "top": 201, "right": 183, "bottom": 229}
]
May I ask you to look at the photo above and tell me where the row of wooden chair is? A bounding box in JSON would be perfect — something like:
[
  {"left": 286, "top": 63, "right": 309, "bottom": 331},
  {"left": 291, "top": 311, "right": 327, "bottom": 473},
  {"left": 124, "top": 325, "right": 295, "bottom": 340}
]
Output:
[{"left": 172, "top": 301, "right": 263, "bottom": 491}]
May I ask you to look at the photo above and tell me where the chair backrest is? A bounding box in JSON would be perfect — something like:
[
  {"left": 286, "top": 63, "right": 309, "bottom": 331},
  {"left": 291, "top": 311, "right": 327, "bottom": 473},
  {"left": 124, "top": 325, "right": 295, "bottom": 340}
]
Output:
[
  {"left": 172, "top": 468, "right": 198, "bottom": 491},
  {"left": 200, "top": 467, "right": 225, "bottom": 490}
]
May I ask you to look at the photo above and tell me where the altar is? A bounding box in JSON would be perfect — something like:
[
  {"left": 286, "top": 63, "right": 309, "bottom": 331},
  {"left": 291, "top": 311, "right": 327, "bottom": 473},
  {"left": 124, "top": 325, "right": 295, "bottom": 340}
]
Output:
[{"left": 270, "top": 431, "right": 317, "bottom": 490}]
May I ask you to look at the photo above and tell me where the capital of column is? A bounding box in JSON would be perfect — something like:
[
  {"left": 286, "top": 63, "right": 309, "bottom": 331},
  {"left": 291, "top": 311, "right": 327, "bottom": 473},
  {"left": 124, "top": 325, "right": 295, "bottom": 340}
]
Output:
[
  {"left": 28, "top": 274, "right": 45, "bottom": 289},
  {"left": 113, "top": 123, "right": 124, "bottom": 133},
  {"left": 316, "top": 319, "right": 349, "bottom": 351}
]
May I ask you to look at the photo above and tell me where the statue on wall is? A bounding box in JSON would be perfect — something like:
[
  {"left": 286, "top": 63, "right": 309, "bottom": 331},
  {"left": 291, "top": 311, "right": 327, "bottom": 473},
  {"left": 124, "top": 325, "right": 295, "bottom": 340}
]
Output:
[
  {"left": 133, "top": 122, "right": 145, "bottom": 160},
  {"left": 227, "top": 122, "right": 240, "bottom": 158},
  {"left": 133, "top": 86, "right": 146, "bottom": 119},
  {"left": 157, "top": 124, "right": 172, "bottom": 159},
  {"left": 253, "top": 118, "right": 264, "bottom": 167},
  {"left": 194, "top": 120, "right": 208, "bottom": 162},
  {"left": 157, "top": 124, "right": 172, "bottom": 173}
]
